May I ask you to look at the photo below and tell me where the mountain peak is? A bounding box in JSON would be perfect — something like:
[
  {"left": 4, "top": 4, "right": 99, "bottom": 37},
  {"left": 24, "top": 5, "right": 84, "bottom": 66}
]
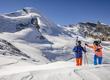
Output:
[
  {"left": 21, "top": 7, "right": 38, "bottom": 14},
  {"left": 5, "top": 7, "right": 40, "bottom": 17}
]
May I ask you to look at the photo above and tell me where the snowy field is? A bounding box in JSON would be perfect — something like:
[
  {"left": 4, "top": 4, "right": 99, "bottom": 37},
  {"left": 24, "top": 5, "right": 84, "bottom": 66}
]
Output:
[{"left": 0, "top": 59, "right": 110, "bottom": 80}]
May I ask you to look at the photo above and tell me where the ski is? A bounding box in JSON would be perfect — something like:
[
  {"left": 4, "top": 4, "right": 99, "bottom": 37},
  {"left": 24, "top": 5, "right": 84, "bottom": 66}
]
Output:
[{"left": 84, "top": 46, "right": 88, "bottom": 65}]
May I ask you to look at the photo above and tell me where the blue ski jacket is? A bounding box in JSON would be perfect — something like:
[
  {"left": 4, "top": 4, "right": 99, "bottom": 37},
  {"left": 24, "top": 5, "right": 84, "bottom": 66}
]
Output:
[{"left": 73, "top": 45, "right": 86, "bottom": 58}]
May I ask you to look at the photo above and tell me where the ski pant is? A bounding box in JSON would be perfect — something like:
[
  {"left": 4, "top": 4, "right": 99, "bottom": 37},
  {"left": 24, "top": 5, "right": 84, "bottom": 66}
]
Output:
[
  {"left": 76, "top": 57, "right": 82, "bottom": 66},
  {"left": 94, "top": 55, "right": 102, "bottom": 65}
]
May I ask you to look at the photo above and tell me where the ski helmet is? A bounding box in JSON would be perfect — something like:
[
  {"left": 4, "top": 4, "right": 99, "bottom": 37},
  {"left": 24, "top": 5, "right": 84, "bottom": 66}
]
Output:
[
  {"left": 78, "top": 41, "right": 81, "bottom": 45},
  {"left": 93, "top": 41, "right": 99, "bottom": 46}
]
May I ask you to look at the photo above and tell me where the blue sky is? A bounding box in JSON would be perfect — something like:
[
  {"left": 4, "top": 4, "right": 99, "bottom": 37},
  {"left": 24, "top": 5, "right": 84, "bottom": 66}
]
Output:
[{"left": 0, "top": 0, "right": 110, "bottom": 25}]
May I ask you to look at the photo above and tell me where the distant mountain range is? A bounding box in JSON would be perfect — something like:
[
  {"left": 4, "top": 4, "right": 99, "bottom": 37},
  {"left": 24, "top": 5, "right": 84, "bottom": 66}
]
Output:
[{"left": 63, "top": 22, "right": 110, "bottom": 41}]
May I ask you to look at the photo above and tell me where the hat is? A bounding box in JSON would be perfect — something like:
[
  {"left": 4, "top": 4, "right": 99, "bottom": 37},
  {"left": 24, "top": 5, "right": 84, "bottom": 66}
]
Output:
[
  {"left": 78, "top": 41, "right": 81, "bottom": 44},
  {"left": 93, "top": 41, "right": 99, "bottom": 45}
]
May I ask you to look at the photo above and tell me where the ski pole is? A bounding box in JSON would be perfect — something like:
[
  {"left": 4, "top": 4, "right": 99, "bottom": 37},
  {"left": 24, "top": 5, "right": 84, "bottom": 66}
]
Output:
[{"left": 84, "top": 46, "right": 88, "bottom": 64}]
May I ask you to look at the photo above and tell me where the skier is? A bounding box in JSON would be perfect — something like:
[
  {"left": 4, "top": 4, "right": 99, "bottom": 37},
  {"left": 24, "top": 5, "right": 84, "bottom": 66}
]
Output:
[
  {"left": 85, "top": 41, "right": 103, "bottom": 65},
  {"left": 73, "top": 41, "right": 86, "bottom": 66}
]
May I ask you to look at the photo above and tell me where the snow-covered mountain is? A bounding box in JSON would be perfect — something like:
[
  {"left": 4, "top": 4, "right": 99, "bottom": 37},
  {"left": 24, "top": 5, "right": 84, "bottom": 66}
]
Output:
[
  {"left": 0, "top": 7, "right": 61, "bottom": 35},
  {"left": 63, "top": 22, "right": 110, "bottom": 40},
  {"left": 0, "top": 7, "right": 73, "bottom": 63},
  {"left": 0, "top": 7, "right": 110, "bottom": 80}
]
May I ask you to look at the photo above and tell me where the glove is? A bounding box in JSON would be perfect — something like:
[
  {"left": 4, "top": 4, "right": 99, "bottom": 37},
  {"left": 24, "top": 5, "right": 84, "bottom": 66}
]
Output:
[
  {"left": 85, "top": 43, "right": 88, "bottom": 46},
  {"left": 95, "top": 49, "right": 100, "bottom": 52}
]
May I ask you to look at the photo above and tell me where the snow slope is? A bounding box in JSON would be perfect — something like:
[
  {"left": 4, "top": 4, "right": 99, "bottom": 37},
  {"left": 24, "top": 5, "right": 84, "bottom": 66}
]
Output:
[
  {"left": 0, "top": 60, "right": 110, "bottom": 80},
  {"left": 0, "top": 37, "right": 50, "bottom": 64}
]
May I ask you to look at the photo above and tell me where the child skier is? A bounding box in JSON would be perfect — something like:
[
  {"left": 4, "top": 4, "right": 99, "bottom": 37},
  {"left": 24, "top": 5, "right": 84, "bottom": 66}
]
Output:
[
  {"left": 73, "top": 41, "right": 86, "bottom": 66},
  {"left": 85, "top": 41, "right": 103, "bottom": 65}
]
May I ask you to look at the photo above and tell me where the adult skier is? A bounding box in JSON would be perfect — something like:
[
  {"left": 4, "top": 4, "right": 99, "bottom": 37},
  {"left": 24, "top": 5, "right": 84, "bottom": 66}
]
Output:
[
  {"left": 73, "top": 41, "right": 86, "bottom": 66},
  {"left": 85, "top": 41, "right": 103, "bottom": 65}
]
